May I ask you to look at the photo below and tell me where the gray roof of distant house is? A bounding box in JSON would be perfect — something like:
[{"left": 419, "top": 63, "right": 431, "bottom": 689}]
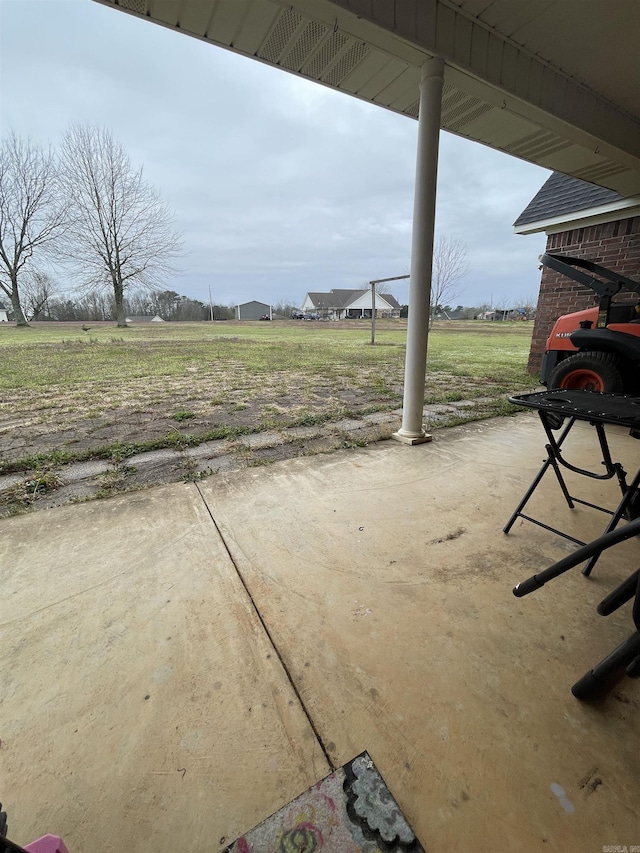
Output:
[
  {"left": 306, "top": 289, "right": 401, "bottom": 310},
  {"left": 305, "top": 290, "right": 360, "bottom": 309},
  {"left": 514, "top": 171, "right": 623, "bottom": 228},
  {"left": 378, "top": 292, "right": 401, "bottom": 309}
]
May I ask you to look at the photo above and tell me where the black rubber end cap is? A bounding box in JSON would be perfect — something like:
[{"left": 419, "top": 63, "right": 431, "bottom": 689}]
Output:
[{"left": 513, "top": 577, "right": 543, "bottom": 597}]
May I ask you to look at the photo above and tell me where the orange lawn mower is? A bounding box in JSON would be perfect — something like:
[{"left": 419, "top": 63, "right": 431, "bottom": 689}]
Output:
[{"left": 540, "top": 253, "right": 640, "bottom": 393}]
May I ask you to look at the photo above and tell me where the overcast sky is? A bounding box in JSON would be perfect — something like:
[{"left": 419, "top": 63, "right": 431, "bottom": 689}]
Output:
[{"left": 0, "top": 0, "right": 549, "bottom": 309}]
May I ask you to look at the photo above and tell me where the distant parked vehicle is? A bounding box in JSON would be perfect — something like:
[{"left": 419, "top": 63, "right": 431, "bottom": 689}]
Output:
[
  {"left": 291, "top": 311, "right": 305, "bottom": 319},
  {"left": 304, "top": 313, "right": 320, "bottom": 321},
  {"left": 259, "top": 314, "right": 271, "bottom": 321}
]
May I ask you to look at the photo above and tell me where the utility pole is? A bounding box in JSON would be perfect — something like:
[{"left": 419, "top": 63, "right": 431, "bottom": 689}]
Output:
[
  {"left": 208, "top": 285, "right": 214, "bottom": 322},
  {"left": 368, "top": 274, "right": 410, "bottom": 345}
]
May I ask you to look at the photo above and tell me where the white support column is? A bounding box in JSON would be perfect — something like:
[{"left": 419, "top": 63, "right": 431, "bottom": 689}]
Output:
[{"left": 393, "top": 57, "right": 444, "bottom": 445}]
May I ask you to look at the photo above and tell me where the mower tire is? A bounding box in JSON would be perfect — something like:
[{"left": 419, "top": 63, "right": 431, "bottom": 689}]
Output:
[{"left": 549, "top": 351, "right": 624, "bottom": 393}]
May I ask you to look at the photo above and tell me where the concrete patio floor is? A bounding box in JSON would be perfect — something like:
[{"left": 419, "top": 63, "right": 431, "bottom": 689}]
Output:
[{"left": 1, "top": 412, "right": 639, "bottom": 852}]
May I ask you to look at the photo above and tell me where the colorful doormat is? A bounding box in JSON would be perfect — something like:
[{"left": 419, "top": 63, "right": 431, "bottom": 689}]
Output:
[{"left": 224, "top": 752, "right": 425, "bottom": 853}]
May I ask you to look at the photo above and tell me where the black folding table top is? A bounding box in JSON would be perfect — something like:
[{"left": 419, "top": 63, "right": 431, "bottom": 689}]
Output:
[{"left": 509, "top": 390, "right": 640, "bottom": 429}]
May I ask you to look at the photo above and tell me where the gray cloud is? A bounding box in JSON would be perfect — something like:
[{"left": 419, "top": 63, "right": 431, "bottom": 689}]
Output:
[{"left": 1, "top": 0, "right": 548, "bottom": 309}]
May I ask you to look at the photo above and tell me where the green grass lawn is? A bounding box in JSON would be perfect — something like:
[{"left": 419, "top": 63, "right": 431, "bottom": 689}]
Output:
[
  {"left": 0, "top": 319, "right": 535, "bottom": 391},
  {"left": 0, "top": 319, "right": 540, "bottom": 496}
]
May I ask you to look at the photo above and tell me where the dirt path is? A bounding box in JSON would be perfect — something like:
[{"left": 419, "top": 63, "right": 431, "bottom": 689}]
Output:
[{"left": 0, "top": 391, "right": 514, "bottom": 516}]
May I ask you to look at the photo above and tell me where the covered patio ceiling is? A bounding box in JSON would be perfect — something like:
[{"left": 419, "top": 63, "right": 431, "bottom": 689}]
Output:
[{"left": 95, "top": 0, "right": 640, "bottom": 197}]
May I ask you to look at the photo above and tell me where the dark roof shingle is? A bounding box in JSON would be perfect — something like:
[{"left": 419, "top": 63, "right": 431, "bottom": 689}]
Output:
[{"left": 514, "top": 172, "right": 622, "bottom": 228}]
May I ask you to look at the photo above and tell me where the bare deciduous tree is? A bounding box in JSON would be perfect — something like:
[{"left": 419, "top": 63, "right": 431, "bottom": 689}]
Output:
[
  {"left": 494, "top": 294, "right": 514, "bottom": 313},
  {"left": 430, "top": 237, "right": 471, "bottom": 322},
  {"left": 363, "top": 279, "right": 392, "bottom": 295},
  {"left": 22, "top": 269, "right": 58, "bottom": 320},
  {"left": 517, "top": 294, "right": 539, "bottom": 319},
  {"left": 0, "top": 132, "right": 66, "bottom": 326},
  {"left": 60, "top": 124, "right": 182, "bottom": 327},
  {"left": 273, "top": 299, "right": 298, "bottom": 318}
]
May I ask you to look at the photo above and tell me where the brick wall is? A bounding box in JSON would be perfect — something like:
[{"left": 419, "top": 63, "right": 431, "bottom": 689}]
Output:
[{"left": 528, "top": 216, "right": 640, "bottom": 374}]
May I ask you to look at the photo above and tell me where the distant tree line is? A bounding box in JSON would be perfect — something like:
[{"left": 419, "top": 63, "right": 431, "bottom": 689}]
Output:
[
  {"left": 10, "top": 280, "right": 236, "bottom": 323},
  {"left": 271, "top": 300, "right": 301, "bottom": 319}
]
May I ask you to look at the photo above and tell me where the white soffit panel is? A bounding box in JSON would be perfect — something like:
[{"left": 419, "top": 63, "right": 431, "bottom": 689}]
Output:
[{"left": 94, "top": 0, "right": 640, "bottom": 195}]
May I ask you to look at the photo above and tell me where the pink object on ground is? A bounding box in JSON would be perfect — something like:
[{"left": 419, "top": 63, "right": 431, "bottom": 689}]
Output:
[{"left": 24, "top": 835, "right": 70, "bottom": 853}]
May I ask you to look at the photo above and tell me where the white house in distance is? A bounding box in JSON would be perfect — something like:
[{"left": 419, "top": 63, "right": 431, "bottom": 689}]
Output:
[
  {"left": 0, "top": 302, "right": 9, "bottom": 322},
  {"left": 301, "top": 289, "right": 401, "bottom": 320}
]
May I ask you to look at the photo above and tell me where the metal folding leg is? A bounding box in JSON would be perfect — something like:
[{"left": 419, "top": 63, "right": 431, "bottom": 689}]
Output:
[
  {"left": 505, "top": 410, "right": 637, "bottom": 574},
  {"left": 571, "top": 632, "right": 640, "bottom": 699},
  {"left": 513, "top": 517, "right": 640, "bottom": 597},
  {"left": 503, "top": 417, "right": 578, "bottom": 538},
  {"left": 582, "top": 466, "right": 640, "bottom": 576},
  {"left": 514, "top": 522, "right": 640, "bottom": 699},
  {"left": 572, "top": 569, "right": 640, "bottom": 699}
]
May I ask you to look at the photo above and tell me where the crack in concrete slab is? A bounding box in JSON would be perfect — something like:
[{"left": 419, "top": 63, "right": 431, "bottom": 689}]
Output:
[{"left": 194, "top": 481, "right": 336, "bottom": 774}]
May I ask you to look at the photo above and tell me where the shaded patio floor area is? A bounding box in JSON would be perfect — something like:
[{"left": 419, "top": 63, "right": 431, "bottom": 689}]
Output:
[{"left": 2, "top": 412, "right": 639, "bottom": 852}]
